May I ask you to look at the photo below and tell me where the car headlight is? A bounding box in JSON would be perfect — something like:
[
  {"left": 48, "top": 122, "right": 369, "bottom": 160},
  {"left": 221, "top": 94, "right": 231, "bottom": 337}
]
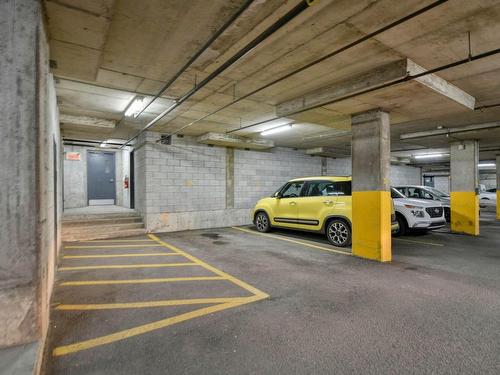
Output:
[{"left": 405, "top": 204, "right": 425, "bottom": 217}]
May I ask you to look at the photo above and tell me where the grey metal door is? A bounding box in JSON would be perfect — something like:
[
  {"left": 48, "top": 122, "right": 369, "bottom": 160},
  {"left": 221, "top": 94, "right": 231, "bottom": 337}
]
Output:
[{"left": 87, "top": 151, "right": 116, "bottom": 205}]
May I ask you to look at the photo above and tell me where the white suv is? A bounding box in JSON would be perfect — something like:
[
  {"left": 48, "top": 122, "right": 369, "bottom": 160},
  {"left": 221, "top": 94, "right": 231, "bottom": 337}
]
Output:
[
  {"left": 394, "top": 185, "right": 451, "bottom": 222},
  {"left": 391, "top": 188, "right": 446, "bottom": 236}
]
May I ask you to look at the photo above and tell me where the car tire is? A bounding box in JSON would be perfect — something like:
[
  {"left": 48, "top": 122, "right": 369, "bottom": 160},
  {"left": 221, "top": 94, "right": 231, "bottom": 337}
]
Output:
[
  {"left": 394, "top": 214, "right": 407, "bottom": 237},
  {"left": 254, "top": 212, "right": 271, "bottom": 233},
  {"left": 326, "top": 219, "right": 351, "bottom": 247}
]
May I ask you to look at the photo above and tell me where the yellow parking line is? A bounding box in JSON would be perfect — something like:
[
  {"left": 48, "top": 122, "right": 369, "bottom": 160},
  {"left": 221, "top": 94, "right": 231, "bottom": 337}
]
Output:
[
  {"left": 63, "top": 253, "right": 181, "bottom": 259},
  {"left": 59, "top": 276, "right": 226, "bottom": 286},
  {"left": 65, "top": 244, "right": 161, "bottom": 249},
  {"left": 231, "top": 226, "right": 352, "bottom": 256},
  {"left": 393, "top": 238, "right": 444, "bottom": 247},
  {"left": 80, "top": 239, "right": 154, "bottom": 243},
  {"left": 55, "top": 297, "right": 255, "bottom": 310},
  {"left": 148, "top": 234, "right": 270, "bottom": 298},
  {"left": 53, "top": 295, "right": 263, "bottom": 356},
  {"left": 59, "top": 263, "right": 199, "bottom": 271}
]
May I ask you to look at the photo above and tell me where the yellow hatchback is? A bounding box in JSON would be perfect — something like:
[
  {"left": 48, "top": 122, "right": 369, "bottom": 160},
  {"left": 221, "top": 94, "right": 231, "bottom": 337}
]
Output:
[{"left": 252, "top": 176, "right": 398, "bottom": 247}]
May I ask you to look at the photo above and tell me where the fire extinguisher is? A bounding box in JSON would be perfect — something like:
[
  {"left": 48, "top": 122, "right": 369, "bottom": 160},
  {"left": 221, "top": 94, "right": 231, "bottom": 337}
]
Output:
[{"left": 124, "top": 175, "right": 129, "bottom": 189}]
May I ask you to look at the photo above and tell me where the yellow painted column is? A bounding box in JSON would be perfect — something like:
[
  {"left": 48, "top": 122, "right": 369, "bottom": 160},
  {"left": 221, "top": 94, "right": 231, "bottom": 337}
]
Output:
[
  {"left": 352, "top": 191, "right": 392, "bottom": 262},
  {"left": 450, "top": 192, "right": 479, "bottom": 235},
  {"left": 497, "top": 155, "right": 500, "bottom": 220},
  {"left": 351, "top": 109, "right": 391, "bottom": 262},
  {"left": 450, "top": 140, "right": 479, "bottom": 236}
]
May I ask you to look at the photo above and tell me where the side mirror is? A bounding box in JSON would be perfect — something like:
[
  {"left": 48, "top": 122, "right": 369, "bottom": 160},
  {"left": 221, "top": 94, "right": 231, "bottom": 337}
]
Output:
[{"left": 274, "top": 192, "right": 282, "bottom": 199}]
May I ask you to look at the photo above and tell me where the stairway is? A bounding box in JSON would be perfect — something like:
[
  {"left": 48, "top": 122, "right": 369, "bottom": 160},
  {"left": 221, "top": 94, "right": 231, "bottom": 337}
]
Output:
[{"left": 62, "top": 211, "right": 146, "bottom": 241}]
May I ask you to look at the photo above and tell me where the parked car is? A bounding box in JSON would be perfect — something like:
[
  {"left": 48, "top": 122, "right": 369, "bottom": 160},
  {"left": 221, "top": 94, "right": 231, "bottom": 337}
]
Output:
[
  {"left": 479, "top": 186, "right": 497, "bottom": 206},
  {"left": 391, "top": 187, "right": 446, "bottom": 236},
  {"left": 252, "top": 176, "right": 398, "bottom": 247},
  {"left": 486, "top": 188, "right": 496, "bottom": 193},
  {"left": 394, "top": 185, "right": 451, "bottom": 222}
]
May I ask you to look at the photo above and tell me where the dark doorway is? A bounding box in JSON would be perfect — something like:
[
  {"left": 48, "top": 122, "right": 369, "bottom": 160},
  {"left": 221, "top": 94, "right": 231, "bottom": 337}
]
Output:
[
  {"left": 130, "top": 150, "right": 135, "bottom": 209},
  {"left": 87, "top": 151, "right": 116, "bottom": 205}
]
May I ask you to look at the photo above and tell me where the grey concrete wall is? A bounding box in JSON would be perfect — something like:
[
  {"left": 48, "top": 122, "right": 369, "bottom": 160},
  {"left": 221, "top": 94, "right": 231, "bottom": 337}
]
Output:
[
  {"left": 0, "top": 0, "right": 41, "bottom": 350},
  {"left": 63, "top": 145, "right": 129, "bottom": 209},
  {"left": 0, "top": 1, "right": 61, "bottom": 372},
  {"left": 390, "top": 165, "right": 422, "bottom": 186},
  {"left": 434, "top": 176, "right": 451, "bottom": 194}
]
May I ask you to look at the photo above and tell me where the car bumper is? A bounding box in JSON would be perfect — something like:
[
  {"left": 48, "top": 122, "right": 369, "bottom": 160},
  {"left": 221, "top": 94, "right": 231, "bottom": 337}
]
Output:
[{"left": 411, "top": 220, "right": 445, "bottom": 230}]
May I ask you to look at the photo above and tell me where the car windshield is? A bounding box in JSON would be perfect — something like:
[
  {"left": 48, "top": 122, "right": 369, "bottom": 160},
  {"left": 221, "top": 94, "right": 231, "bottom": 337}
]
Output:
[
  {"left": 391, "top": 188, "right": 406, "bottom": 199},
  {"left": 424, "top": 187, "right": 449, "bottom": 198}
]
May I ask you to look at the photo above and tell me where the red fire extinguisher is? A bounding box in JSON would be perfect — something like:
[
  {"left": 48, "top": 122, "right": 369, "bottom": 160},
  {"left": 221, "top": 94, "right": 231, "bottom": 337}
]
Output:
[{"left": 124, "top": 175, "right": 129, "bottom": 189}]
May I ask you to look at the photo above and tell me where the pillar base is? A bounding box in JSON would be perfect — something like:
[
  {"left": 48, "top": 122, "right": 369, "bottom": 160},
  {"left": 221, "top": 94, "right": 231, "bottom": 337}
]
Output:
[
  {"left": 450, "top": 192, "right": 479, "bottom": 235},
  {"left": 352, "top": 191, "right": 392, "bottom": 262}
]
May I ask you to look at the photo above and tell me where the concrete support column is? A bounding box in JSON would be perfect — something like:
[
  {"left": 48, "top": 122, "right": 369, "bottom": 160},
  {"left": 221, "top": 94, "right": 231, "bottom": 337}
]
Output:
[
  {"left": 351, "top": 109, "right": 391, "bottom": 262},
  {"left": 496, "top": 155, "right": 500, "bottom": 220},
  {"left": 226, "top": 148, "right": 234, "bottom": 209},
  {"left": 450, "top": 140, "right": 479, "bottom": 235}
]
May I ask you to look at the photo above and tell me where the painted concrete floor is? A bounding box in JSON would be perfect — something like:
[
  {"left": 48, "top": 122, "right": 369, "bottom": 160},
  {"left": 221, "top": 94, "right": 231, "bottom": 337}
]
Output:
[{"left": 44, "top": 214, "right": 500, "bottom": 374}]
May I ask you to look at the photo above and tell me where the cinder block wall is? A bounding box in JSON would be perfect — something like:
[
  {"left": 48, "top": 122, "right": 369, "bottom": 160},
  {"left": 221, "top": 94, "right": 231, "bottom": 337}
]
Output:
[
  {"left": 390, "top": 165, "right": 422, "bottom": 186},
  {"left": 134, "top": 133, "right": 422, "bottom": 232}
]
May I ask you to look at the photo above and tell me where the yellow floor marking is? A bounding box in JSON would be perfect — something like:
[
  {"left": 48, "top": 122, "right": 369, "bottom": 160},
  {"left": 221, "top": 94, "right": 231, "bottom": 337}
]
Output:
[
  {"left": 63, "top": 253, "right": 180, "bottom": 259},
  {"left": 59, "top": 263, "right": 199, "bottom": 271},
  {"left": 53, "top": 296, "right": 263, "bottom": 356},
  {"left": 65, "top": 244, "right": 161, "bottom": 249},
  {"left": 79, "top": 239, "right": 155, "bottom": 243},
  {"left": 52, "top": 234, "right": 269, "bottom": 356},
  {"left": 231, "top": 226, "right": 352, "bottom": 256},
  {"left": 393, "top": 238, "right": 444, "bottom": 247},
  {"left": 59, "top": 276, "right": 225, "bottom": 286},
  {"left": 55, "top": 297, "right": 255, "bottom": 310},
  {"left": 148, "top": 234, "right": 270, "bottom": 298}
]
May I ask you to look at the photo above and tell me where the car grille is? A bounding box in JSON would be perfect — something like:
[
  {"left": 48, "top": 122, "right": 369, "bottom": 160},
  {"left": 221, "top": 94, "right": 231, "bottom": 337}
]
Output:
[{"left": 426, "top": 207, "right": 443, "bottom": 218}]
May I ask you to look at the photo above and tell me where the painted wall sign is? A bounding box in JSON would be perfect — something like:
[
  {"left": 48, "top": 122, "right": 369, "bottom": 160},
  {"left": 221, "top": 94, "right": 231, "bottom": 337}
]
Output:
[{"left": 65, "top": 152, "right": 81, "bottom": 161}]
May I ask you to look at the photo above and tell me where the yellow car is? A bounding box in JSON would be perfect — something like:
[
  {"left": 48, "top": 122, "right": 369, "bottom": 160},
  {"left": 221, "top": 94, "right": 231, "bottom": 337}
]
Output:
[{"left": 252, "top": 176, "right": 398, "bottom": 247}]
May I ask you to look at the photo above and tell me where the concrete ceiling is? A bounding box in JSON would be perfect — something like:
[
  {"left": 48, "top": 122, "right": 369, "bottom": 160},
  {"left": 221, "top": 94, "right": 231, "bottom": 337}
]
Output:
[{"left": 45, "top": 0, "right": 500, "bottom": 165}]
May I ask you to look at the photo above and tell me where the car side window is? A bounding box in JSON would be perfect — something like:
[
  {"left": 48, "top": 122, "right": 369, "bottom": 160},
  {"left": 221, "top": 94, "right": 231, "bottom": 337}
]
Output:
[
  {"left": 281, "top": 181, "right": 304, "bottom": 198},
  {"left": 421, "top": 190, "right": 434, "bottom": 199},
  {"left": 304, "top": 181, "right": 335, "bottom": 197},
  {"left": 408, "top": 188, "right": 420, "bottom": 199}
]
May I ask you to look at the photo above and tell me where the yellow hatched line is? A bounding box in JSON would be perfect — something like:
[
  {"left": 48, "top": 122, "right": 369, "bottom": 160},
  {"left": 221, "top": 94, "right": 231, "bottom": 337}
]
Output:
[
  {"left": 63, "top": 253, "right": 181, "bottom": 259},
  {"left": 65, "top": 244, "right": 161, "bottom": 249},
  {"left": 53, "top": 296, "right": 263, "bottom": 356},
  {"left": 59, "top": 263, "right": 199, "bottom": 271},
  {"left": 148, "top": 234, "right": 269, "bottom": 298},
  {"left": 59, "top": 276, "right": 225, "bottom": 286},
  {"left": 55, "top": 297, "right": 255, "bottom": 310},
  {"left": 231, "top": 226, "right": 352, "bottom": 256}
]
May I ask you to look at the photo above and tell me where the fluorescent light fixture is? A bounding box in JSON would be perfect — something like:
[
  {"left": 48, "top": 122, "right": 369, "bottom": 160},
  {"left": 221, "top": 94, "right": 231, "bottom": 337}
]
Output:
[
  {"left": 261, "top": 124, "right": 292, "bottom": 136},
  {"left": 124, "top": 96, "right": 145, "bottom": 117},
  {"left": 99, "top": 140, "right": 108, "bottom": 148},
  {"left": 413, "top": 153, "right": 449, "bottom": 159},
  {"left": 478, "top": 163, "right": 496, "bottom": 168}
]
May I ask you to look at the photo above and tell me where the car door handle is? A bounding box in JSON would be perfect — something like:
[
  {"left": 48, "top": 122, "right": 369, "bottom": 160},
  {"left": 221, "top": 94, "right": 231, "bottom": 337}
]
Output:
[
  {"left": 289, "top": 202, "right": 297, "bottom": 206},
  {"left": 323, "top": 200, "right": 334, "bottom": 205}
]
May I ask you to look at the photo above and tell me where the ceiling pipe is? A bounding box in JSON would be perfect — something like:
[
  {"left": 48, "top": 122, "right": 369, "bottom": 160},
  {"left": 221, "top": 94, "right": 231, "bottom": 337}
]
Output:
[
  {"left": 227, "top": 45, "right": 500, "bottom": 134},
  {"left": 132, "top": 0, "right": 255, "bottom": 119},
  {"left": 162, "top": 0, "right": 448, "bottom": 137},
  {"left": 121, "top": 0, "right": 315, "bottom": 148},
  {"left": 400, "top": 121, "right": 500, "bottom": 140}
]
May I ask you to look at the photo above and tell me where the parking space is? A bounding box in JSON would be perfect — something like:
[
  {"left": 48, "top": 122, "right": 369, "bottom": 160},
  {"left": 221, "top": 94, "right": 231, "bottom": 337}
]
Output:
[{"left": 44, "top": 214, "right": 500, "bottom": 374}]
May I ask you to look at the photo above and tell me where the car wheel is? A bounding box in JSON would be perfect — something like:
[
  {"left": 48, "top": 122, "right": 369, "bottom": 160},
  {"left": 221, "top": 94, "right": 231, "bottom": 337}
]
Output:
[
  {"left": 254, "top": 212, "right": 271, "bottom": 233},
  {"left": 394, "top": 214, "right": 407, "bottom": 237},
  {"left": 326, "top": 219, "right": 351, "bottom": 247}
]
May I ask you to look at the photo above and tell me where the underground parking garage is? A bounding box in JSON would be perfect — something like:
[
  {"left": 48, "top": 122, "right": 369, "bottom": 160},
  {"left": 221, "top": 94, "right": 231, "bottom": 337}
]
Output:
[{"left": 1, "top": 0, "right": 500, "bottom": 373}]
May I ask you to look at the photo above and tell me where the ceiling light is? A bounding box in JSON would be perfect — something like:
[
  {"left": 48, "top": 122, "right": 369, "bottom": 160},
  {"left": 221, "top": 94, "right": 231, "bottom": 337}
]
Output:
[
  {"left": 478, "top": 163, "right": 496, "bottom": 168},
  {"left": 99, "top": 140, "right": 108, "bottom": 148},
  {"left": 261, "top": 124, "right": 293, "bottom": 136},
  {"left": 413, "top": 153, "right": 449, "bottom": 159},
  {"left": 124, "top": 96, "right": 145, "bottom": 117}
]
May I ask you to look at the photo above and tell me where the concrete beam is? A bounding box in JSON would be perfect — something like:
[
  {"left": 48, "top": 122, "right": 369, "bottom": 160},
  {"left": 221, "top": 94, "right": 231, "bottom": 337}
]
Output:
[
  {"left": 277, "top": 59, "right": 475, "bottom": 117},
  {"left": 59, "top": 114, "right": 116, "bottom": 128}
]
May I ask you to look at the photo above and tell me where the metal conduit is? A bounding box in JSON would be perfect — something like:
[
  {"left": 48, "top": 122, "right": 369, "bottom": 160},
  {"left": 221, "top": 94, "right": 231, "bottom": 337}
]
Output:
[
  {"left": 121, "top": 0, "right": 314, "bottom": 147},
  {"left": 162, "top": 0, "right": 449, "bottom": 137},
  {"left": 227, "top": 46, "right": 500, "bottom": 134}
]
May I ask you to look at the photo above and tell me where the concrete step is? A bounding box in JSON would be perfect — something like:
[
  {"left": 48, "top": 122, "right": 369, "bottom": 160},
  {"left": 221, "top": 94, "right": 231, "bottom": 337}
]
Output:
[
  {"left": 62, "top": 216, "right": 143, "bottom": 227},
  {"left": 62, "top": 211, "right": 140, "bottom": 221},
  {"left": 62, "top": 228, "right": 148, "bottom": 242}
]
